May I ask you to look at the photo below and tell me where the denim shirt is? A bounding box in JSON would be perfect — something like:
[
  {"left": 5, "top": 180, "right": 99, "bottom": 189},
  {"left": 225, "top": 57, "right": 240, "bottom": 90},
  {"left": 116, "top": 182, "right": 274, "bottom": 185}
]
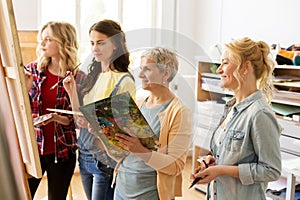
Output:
[{"left": 210, "top": 90, "right": 282, "bottom": 200}]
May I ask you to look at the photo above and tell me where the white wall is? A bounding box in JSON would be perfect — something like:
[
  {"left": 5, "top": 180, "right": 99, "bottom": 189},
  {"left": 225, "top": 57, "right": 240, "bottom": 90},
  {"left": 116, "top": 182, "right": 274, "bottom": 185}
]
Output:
[
  {"left": 195, "top": 0, "right": 222, "bottom": 51},
  {"left": 195, "top": 0, "right": 300, "bottom": 51},
  {"left": 12, "top": 0, "right": 39, "bottom": 30},
  {"left": 12, "top": 0, "right": 300, "bottom": 49},
  {"left": 220, "top": 0, "right": 300, "bottom": 48}
]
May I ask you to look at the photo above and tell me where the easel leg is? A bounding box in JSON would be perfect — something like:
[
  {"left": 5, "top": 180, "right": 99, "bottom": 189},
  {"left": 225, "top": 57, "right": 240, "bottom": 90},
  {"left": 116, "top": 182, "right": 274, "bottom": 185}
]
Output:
[{"left": 286, "top": 173, "right": 295, "bottom": 200}]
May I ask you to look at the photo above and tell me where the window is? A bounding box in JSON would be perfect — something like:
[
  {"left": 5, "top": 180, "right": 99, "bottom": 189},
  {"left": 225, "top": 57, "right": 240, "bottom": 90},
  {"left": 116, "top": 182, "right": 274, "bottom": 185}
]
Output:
[
  {"left": 39, "top": 0, "right": 156, "bottom": 60},
  {"left": 121, "top": 0, "right": 153, "bottom": 31},
  {"left": 40, "top": 0, "right": 76, "bottom": 24}
]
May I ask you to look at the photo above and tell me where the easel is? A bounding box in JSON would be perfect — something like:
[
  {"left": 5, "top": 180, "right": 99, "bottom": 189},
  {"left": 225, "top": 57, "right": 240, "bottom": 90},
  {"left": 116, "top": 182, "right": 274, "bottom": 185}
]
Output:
[
  {"left": 285, "top": 169, "right": 300, "bottom": 200},
  {"left": 0, "top": 0, "right": 42, "bottom": 199}
]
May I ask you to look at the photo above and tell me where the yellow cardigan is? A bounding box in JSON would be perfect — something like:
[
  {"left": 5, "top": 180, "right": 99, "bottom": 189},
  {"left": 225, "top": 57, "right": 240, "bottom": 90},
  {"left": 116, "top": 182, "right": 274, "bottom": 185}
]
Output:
[
  {"left": 113, "top": 96, "right": 192, "bottom": 200},
  {"left": 142, "top": 96, "right": 192, "bottom": 200}
]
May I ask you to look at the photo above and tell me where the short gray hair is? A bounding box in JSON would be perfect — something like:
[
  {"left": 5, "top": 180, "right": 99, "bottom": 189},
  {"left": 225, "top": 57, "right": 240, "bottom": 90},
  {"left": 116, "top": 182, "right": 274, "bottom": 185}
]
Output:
[{"left": 141, "top": 47, "right": 178, "bottom": 82}]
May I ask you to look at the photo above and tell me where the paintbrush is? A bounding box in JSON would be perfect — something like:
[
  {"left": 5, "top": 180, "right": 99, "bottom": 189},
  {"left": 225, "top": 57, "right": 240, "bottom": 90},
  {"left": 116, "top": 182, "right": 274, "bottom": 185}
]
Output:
[
  {"left": 50, "top": 63, "right": 81, "bottom": 90},
  {"left": 189, "top": 160, "right": 209, "bottom": 189},
  {"left": 189, "top": 177, "right": 203, "bottom": 189},
  {"left": 23, "top": 66, "right": 31, "bottom": 72}
]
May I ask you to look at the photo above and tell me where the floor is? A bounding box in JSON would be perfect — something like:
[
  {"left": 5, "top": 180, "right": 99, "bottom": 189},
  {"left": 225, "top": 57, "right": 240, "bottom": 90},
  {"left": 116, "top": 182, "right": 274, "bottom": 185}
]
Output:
[{"left": 34, "top": 156, "right": 206, "bottom": 200}]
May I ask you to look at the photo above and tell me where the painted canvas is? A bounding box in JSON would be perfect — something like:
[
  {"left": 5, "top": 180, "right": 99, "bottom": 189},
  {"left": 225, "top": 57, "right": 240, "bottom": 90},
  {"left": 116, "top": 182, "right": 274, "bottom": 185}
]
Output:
[{"left": 79, "top": 92, "right": 159, "bottom": 160}]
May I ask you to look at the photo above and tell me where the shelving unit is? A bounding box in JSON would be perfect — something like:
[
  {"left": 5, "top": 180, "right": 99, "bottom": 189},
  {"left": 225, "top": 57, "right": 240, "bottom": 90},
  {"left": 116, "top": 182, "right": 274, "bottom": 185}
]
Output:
[
  {"left": 193, "top": 57, "right": 300, "bottom": 195},
  {"left": 271, "top": 66, "right": 300, "bottom": 194},
  {"left": 273, "top": 65, "right": 300, "bottom": 107}
]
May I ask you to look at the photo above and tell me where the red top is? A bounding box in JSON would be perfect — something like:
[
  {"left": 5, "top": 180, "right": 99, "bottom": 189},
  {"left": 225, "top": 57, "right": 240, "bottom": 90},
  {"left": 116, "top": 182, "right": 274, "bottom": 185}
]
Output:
[
  {"left": 26, "top": 61, "right": 83, "bottom": 161},
  {"left": 41, "top": 69, "right": 59, "bottom": 154}
]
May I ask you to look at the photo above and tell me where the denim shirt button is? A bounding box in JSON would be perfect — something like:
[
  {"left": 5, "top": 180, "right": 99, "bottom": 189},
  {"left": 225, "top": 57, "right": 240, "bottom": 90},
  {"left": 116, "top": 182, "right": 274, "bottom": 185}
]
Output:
[{"left": 216, "top": 155, "right": 219, "bottom": 157}]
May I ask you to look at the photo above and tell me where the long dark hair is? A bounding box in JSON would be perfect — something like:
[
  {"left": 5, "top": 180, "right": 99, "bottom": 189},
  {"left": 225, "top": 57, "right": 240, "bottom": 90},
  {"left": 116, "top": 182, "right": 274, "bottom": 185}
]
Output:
[{"left": 79, "top": 19, "right": 130, "bottom": 97}]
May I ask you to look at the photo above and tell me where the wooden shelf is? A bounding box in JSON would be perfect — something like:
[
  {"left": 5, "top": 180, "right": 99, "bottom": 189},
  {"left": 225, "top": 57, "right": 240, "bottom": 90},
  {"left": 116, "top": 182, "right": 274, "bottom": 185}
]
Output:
[
  {"left": 201, "top": 72, "right": 220, "bottom": 79},
  {"left": 17, "top": 30, "right": 38, "bottom": 65},
  {"left": 275, "top": 65, "right": 300, "bottom": 70}
]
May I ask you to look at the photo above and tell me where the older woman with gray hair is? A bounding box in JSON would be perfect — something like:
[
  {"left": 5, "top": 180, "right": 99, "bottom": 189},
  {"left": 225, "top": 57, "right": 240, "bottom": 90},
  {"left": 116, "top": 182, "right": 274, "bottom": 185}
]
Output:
[{"left": 114, "top": 47, "right": 192, "bottom": 200}]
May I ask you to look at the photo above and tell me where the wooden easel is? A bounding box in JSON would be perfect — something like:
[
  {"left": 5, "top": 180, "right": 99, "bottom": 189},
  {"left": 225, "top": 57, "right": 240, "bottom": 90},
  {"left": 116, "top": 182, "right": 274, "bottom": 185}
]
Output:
[{"left": 0, "top": 0, "right": 42, "bottom": 199}]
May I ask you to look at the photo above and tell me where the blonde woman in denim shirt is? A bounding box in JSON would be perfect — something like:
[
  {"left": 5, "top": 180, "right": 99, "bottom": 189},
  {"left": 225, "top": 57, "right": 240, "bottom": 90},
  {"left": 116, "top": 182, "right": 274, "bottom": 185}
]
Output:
[{"left": 191, "top": 37, "right": 281, "bottom": 200}]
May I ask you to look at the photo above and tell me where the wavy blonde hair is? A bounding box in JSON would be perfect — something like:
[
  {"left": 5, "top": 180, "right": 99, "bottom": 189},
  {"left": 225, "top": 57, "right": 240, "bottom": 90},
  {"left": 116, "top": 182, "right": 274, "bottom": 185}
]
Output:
[
  {"left": 36, "top": 21, "right": 79, "bottom": 75},
  {"left": 225, "top": 37, "right": 275, "bottom": 102}
]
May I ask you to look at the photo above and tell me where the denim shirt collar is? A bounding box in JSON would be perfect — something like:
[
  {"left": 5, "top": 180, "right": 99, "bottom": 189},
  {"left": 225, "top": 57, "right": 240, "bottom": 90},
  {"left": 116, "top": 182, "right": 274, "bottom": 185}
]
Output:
[
  {"left": 225, "top": 90, "right": 263, "bottom": 113},
  {"left": 211, "top": 90, "right": 264, "bottom": 154}
]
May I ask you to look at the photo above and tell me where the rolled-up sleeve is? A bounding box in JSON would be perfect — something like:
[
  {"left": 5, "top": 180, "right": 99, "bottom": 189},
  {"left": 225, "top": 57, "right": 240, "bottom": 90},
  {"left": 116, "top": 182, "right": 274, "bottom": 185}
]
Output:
[{"left": 239, "top": 110, "right": 281, "bottom": 185}]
